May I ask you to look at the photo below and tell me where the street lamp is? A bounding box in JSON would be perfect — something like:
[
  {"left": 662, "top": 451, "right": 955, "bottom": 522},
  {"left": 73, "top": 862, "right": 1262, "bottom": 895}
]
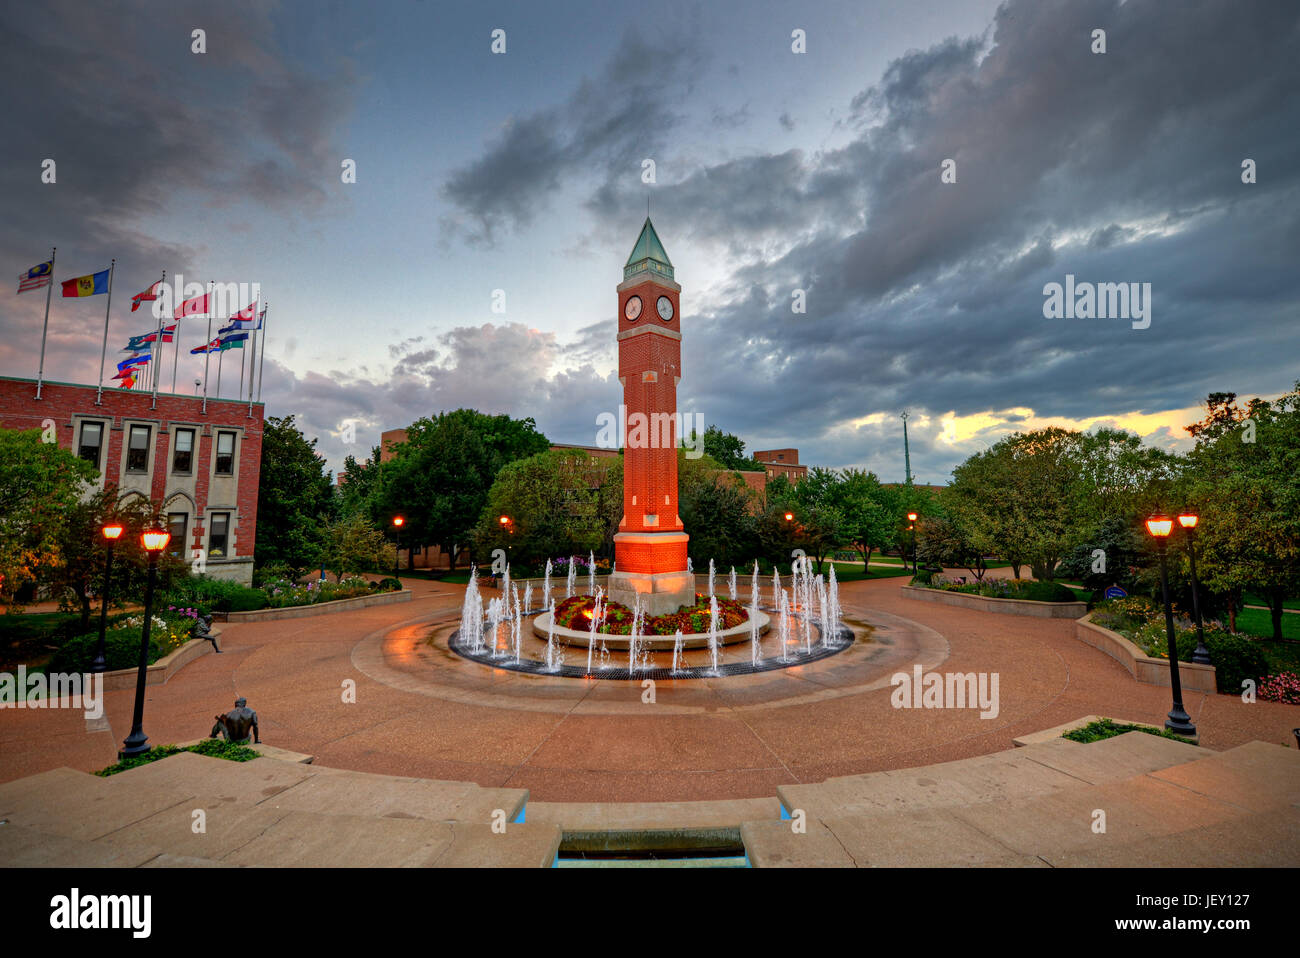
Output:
[
  {"left": 120, "top": 527, "right": 171, "bottom": 759},
  {"left": 91, "top": 522, "right": 124, "bottom": 674},
  {"left": 907, "top": 512, "right": 919, "bottom": 573},
  {"left": 1145, "top": 514, "right": 1197, "bottom": 737},
  {"left": 1178, "top": 511, "right": 1211, "bottom": 666},
  {"left": 392, "top": 516, "right": 404, "bottom": 579}
]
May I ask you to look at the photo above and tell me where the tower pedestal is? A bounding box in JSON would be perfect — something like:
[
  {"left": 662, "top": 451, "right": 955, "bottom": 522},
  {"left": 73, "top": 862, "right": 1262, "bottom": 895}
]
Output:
[{"left": 611, "top": 532, "right": 695, "bottom": 615}]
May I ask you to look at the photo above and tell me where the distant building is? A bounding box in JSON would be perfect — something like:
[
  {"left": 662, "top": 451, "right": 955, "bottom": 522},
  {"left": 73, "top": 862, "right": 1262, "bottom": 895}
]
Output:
[
  {"left": 752, "top": 448, "right": 808, "bottom": 482},
  {"left": 0, "top": 376, "right": 263, "bottom": 584}
]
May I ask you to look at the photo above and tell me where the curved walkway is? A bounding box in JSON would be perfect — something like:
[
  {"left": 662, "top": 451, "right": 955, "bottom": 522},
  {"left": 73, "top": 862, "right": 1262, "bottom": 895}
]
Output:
[{"left": 2, "top": 574, "right": 1296, "bottom": 802}]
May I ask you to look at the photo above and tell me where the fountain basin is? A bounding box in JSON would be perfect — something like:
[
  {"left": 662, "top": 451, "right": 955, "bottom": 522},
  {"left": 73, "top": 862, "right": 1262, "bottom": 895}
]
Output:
[{"left": 531, "top": 609, "right": 770, "bottom": 650}]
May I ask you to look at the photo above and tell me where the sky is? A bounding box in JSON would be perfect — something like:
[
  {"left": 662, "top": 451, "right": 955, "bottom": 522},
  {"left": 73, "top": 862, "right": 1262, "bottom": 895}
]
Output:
[{"left": 2, "top": 0, "right": 1297, "bottom": 483}]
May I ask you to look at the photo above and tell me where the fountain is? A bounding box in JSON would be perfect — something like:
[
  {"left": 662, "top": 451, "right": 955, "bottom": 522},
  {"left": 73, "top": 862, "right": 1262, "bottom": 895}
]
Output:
[
  {"left": 460, "top": 567, "right": 484, "bottom": 652},
  {"left": 587, "top": 551, "right": 596, "bottom": 597},
  {"left": 708, "top": 559, "right": 716, "bottom": 598},
  {"left": 707, "top": 595, "right": 721, "bottom": 673},
  {"left": 566, "top": 557, "right": 576, "bottom": 598},
  {"left": 671, "top": 630, "right": 685, "bottom": 673},
  {"left": 729, "top": 566, "right": 737, "bottom": 602},
  {"left": 586, "top": 587, "right": 604, "bottom": 673},
  {"left": 543, "top": 559, "right": 553, "bottom": 610}
]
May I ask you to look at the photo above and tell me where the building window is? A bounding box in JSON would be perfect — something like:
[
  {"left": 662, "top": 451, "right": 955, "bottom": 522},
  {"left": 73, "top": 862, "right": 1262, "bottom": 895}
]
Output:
[
  {"left": 208, "top": 513, "right": 230, "bottom": 558},
  {"left": 215, "top": 431, "right": 235, "bottom": 475},
  {"left": 78, "top": 421, "right": 104, "bottom": 468},
  {"left": 167, "top": 512, "right": 188, "bottom": 557},
  {"left": 172, "top": 428, "right": 194, "bottom": 474},
  {"left": 126, "top": 425, "right": 151, "bottom": 473}
]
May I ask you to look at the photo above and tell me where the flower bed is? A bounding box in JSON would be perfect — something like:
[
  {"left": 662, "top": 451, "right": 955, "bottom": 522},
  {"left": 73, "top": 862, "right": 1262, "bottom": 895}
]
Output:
[
  {"left": 48, "top": 609, "right": 204, "bottom": 674},
  {"left": 918, "top": 575, "right": 1078, "bottom": 603},
  {"left": 552, "top": 593, "right": 748, "bottom": 636},
  {"left": 1088, "top": 597, "right": 1267, "bottom": 694},
  {"left": 163, "top": 574, "right": 400, "bottom": 615}
]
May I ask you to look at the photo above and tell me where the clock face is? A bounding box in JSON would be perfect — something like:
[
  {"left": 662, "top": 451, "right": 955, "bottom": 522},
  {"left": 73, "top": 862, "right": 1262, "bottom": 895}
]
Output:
[
  {"left": 624, "top": 296, "right": 642, "bottom": 321},
  {"left": 656, "top": 296, "right": 674, "bottom": 321}
]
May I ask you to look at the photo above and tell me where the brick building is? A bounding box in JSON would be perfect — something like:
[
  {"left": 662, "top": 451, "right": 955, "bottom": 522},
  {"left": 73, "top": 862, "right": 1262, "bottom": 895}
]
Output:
[
  {"left": 0, "top": 376, "right": 263, "bottom": 584},
  {"left": 752, "top": 448, "right": 808, "bottom": 482}
]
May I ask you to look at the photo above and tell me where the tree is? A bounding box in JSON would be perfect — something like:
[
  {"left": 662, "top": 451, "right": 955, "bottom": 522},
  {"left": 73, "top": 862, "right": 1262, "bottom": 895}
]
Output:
[
  {"left": 368, "top": 409, "right": 549, "bottom": 570},
  {"left": 1183, "top": 383, "right": 1300, "bottom": 639},
  {"left": 0, "top": 429, "right": 98, "bottom": 603},
  {"left": 255, "top": 415, "right": 337, "bottom": 576},
  {"left": 472, "top": 449, "right": 616, "bottom": 570},
  {"left": 685, "top": 425, "right": 763, "bottom": 471},
  {"left": 678, "top": 451, "right": 758, "bottom": 569},
  {"left": 318, "top": 513, "right": 396, "bottom": 580},
  {"left": 831, "top": 469, "right": 896, "bottom": 573},
  {"left": 786, "top": 467, "right": 847, "bottom": 572}
]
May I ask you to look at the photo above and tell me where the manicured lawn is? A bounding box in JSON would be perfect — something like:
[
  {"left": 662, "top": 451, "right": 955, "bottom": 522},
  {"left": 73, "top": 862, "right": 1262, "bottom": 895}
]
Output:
[
  {"left": 1235, "top": 607, "right": 1300, "bottom": 642},
  {"left": 1244, "top": 592, "right": 1300, "bottom": 610},
  {"left": 823, "top": 564, "right": 913, "bottom": 582}
]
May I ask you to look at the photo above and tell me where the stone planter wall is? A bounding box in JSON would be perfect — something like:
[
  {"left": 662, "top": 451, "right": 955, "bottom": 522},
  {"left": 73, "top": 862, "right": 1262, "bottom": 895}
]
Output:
[
  {"left": 223, "top": 589, "right": 413, "bottom": 623},
  {"left": 1075, "top": 615, "right": 1217, "bottom": 693},
  {"left": 902, "top": 585, "right": 1088, "bottom": 619},
  {"left": 101, "top": 634, "right": 218, "bottom": 692}
]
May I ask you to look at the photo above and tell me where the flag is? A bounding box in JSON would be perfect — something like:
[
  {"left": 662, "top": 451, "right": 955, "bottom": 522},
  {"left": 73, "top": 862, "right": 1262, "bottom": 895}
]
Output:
[
  {"left": 218, "top": 331, "right": 248, "bottom": 349},
  {"left": 176, "top": 291, "right": 209, "bottom": 318},
  {"left": 117, "top": 353, "right": 150, "bottom": 372},
  {"left": 191, "top": 338, "right": 221, "bottom": 355},
  {"left": 123, "top": 335, "right": 150, "bottom": 351},
  {"left": 255, "top": 306, "right": 266, "bottom": 329},
  {"left": 61, "top": 269, "right": 110, "bottom": 297},
  {"left": 139, "top": 324, "right": 176, "bottom": 343},
  {"left": 131, "top": 280, "right": 162, "bottom": 312},
  {"left": 228, "top": 302, "right": 257, "bottom": 324},
  {"left": 18, "top": 261, "right": 53, "bottom": 294},
  {"left": 112, "top": 368, "right": 134, "bottom": 380},
  {"left": 120, "top": 374, "right": 136, "bottom": 389}
]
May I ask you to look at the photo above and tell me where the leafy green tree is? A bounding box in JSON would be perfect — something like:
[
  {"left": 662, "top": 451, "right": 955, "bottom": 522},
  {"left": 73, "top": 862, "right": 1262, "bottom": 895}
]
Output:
[
  {"left": 0, "top": 429, "right": 98, "bottom": 603},
  {"left": 1183, "top": 384, "right": 1300, "bottom": 639},
  {"left": 472, "top": 450, "right": 616, "bottom": 570},
  {"left": 255, "top": 415, "right": 337, "bottom": 577},
  {"left": 684, "top": 425, "right": 763, "bottom": 471},
  {"left": 830, "top": 469, "right": 895, "bottom": 572},
  {"left": 369, "top": 410, "right": 549, "bottom": 570},
  {"left": 318, "top": 513, "right": 396, "bottom": 580},
  {"left": 678, "top": 453, "right": 758, "bottom": 569}
]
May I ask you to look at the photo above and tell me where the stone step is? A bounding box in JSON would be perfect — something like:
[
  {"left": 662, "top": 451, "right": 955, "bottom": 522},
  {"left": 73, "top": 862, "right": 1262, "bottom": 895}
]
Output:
[
  {"left": 1147, "top": 740, "right": 1300, "bottom": 813},
  {"left": 0, "top": 766, "right": 193, "bottom": 842},
  {"left": 779, "top": 749, "right": 1083, "bottom": 818},
  {"left": 528, "top": 797, "right": 779, "bottom": 831},
  {"left": 100, "top": 750, "right": 316, "bottom": 803},
  {"left": 0, "top": 820, "right": 165, "bottom": 867},
  {"left": 1015, "top": 731, "right": 1205, "bottom": 784}
]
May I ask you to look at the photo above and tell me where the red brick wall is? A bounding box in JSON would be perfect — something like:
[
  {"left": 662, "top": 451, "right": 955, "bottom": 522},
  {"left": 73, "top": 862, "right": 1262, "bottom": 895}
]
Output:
[{"left": 0, "top": 376, "right": 263, "bottom": 562}]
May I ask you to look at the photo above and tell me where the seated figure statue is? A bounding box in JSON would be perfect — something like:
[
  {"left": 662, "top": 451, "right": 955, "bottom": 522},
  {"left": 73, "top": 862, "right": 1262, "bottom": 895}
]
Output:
[
  {"left": 191, "top": 614, "right": 221, "bottom": 652},
  {"left": 210, "top": 697, "right": 260, "bottom": 744}
]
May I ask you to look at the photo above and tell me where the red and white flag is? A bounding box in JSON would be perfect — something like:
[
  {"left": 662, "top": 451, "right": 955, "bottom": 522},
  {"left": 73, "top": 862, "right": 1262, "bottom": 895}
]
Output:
[
  {"left": 175, "top": 291, "right": 209, "bottom": 318},
  {"left": 131, "top": 279, "right": 162, "bottom": 312}
]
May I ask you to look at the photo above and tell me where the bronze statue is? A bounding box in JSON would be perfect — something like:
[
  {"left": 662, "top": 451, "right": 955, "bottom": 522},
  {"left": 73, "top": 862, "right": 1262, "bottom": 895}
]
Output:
[
  {"left": 191, "top": 614, "right": 221, "bottom": 653},
  {"left": 210, "top": 697, "right": 259, "bottom": 744}
]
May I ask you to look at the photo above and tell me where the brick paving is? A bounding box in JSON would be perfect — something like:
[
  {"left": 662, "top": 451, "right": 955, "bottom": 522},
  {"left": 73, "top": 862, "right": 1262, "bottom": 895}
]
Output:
[{"left": 2, "top": 574, "right": 1296, "bottom": 803}]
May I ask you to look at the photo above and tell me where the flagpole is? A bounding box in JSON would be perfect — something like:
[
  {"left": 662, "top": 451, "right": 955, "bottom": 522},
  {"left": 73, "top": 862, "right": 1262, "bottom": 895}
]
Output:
[
  {"left": 256, "top": 302, "right": 267, "bottom": 405},
  {"left": 202, "top": 280, "right": 212, "bottom": 415},
  {"left": 216, "top": 343, "right": 224, "bottom": 399},
  {"left": 151, "top": 271, "right": 165, "bottom": 408},
  {"left": 95, "top": 259, "right": 116, "bottom": 405},
  {"left": 170, "top": 293, "right": 180, "bottom": 395},
  {"left": 238, "top": 324, "right": 247, "bottom": 403},
  {"left": 35, "top": 247, "right": 57, "bottom": 400},
  {"left": 247, "top": 299, "right": 258, "bottom": 418}
]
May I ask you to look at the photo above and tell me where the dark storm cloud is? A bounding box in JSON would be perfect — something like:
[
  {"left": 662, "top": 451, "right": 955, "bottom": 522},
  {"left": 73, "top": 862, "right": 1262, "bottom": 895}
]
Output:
[
  {"left": 439, "top": 29, "right": 703, "bottom": 245},
  {"left": 0, "top": 0, "right": 356, "bottom": 384}
]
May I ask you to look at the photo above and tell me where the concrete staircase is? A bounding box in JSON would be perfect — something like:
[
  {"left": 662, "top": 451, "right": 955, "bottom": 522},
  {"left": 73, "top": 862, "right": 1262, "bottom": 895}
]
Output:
[
  {"left": 2, "top": 731, "right": 1296, "bottom": 867},
  {"left": 0, "top": 753, "right": 558, "bottom": 867},
  {"left": 741, "top": 734, "right": 1300, "bottom": 867}
]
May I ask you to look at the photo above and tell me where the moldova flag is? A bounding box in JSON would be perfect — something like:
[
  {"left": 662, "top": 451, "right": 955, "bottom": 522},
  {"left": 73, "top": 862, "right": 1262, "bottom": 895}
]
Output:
[{"left": 61, "top": 269, "right": 110, "bottom": 297}]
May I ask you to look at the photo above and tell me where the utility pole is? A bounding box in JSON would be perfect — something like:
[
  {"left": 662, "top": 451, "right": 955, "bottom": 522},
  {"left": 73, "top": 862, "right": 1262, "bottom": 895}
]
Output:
[{"left": 901, "top": 411, "right": 913, "bottom": 486}]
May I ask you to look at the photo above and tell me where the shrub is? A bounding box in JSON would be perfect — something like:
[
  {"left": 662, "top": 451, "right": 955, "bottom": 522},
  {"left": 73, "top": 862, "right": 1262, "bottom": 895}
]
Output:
[
  {"left": 163, "top": 576, "right": 268, "bottom": 613},
  {"left": 922, "top": 577, "right": 1077, "bottom": 603},
  {"left": 374, "top": 577, "right": 403, "bottom": 592},
  {"left": 48, "top": 612, "right": 193, "bottom": 673},
  {"left": 1129, "top": 623, "right": 1269, "bottom": 694},
  {"left": 1062, "top": 717, "right": 1196, "bottom": 745},
  {"left": 95, "top": 738, "right": 259, "bottom": 776}
]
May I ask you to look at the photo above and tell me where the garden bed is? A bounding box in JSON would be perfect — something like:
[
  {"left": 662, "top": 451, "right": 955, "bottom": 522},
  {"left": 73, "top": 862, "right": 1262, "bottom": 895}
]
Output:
[
  {"left": 222, "top": 588, "right": 412, "bottom": 622},
  {"left": 1075, "top": 614, "right": 1217, "bottom": 693}
]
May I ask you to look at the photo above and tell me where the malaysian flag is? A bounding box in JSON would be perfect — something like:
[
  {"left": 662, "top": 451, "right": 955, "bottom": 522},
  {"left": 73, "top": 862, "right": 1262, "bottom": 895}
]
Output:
[{"left": 17, "top": 261, "right": 53, "bottom": 294}]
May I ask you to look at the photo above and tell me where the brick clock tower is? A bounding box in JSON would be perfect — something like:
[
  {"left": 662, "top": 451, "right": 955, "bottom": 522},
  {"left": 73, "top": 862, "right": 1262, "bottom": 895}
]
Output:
[{"left": 608, "top": 218, "right": 696, "bottom": 615}]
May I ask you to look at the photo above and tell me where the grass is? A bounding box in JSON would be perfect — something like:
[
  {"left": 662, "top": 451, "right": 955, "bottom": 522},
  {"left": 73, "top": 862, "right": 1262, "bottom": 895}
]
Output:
[
  {"left": 95, "top": 737, "right": 261, "bottom": 777},
  {"left": 1234, "top": 607, "right": 1300, "bottom": 642},
  {"left": 1244, "top": 592, "right": 1300, "bottom": 611},
  {"left": 1062, "top": 717, "right": 1196, "bottom": 745}
]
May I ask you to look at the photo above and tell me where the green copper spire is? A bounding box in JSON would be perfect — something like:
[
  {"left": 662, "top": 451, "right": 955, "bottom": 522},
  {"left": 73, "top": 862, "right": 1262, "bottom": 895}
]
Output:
[{"left": 624, "top": 217, "right": 674, "bottom": 281}]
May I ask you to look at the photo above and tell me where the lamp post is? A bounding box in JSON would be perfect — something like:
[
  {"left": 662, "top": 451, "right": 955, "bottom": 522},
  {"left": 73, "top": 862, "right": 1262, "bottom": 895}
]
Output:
[
  {"left": 91, "top": 522, "right": 124, "bottom": 674},
  {"left": 1178, "top": 511, "right": 1211, "bottom": 666},
  {"left": 120, "top": 528, "right": 171, "bottom": 759},
  {"left": 1145, "top": 515, "right": 1197, "bottom": 737},
  {"left": 907, "top": 512, "right": 919, "bottom": 573},
  {"left": 392, "top": 516, "right": 404, "bottom": 579}
]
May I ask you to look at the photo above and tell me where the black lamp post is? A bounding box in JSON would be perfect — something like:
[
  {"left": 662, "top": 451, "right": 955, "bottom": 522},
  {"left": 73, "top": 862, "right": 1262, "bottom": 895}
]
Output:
[
  {"left": 907, "top": 512, "right": 919, "bottom": 573},
  {"left": 1177, "top": 511, "right": 1212, "bottom": 665},
  {"left": 1145, "top": 515, "right": 1197, "bottom": 737},
  {"left": 392, "top": 516, "right": 404, "bottom": 579},
  {"left": 91, "top": 521, "right": 124, "bottom": 674},
  {"left": 120, "top": 527, "right": 171, "bottom": 759}
]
